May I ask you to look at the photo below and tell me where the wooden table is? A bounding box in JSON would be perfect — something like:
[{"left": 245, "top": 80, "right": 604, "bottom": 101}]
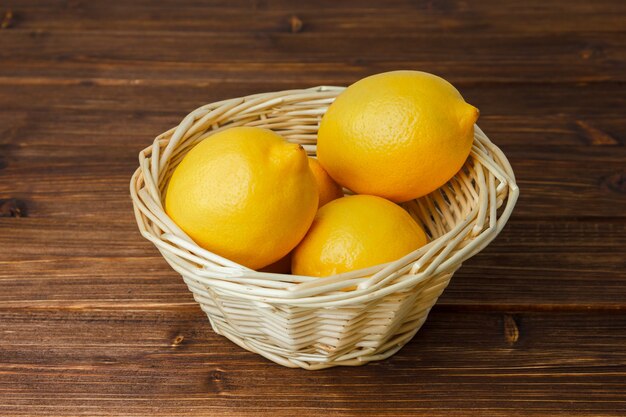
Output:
[{"left": 1, "top": 1, "right": 625, "bottom": 415}]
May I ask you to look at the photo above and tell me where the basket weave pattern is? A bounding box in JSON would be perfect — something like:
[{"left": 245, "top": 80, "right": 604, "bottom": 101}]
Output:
[{"left": 130, "top": 86, "right": 518, "bottom": 369}]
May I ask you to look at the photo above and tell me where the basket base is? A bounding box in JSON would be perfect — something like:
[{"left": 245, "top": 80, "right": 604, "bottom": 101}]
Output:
[
  {"left": 183, "top": 269, "right": 455, "bottom": 370},
  {"left": 207, "top": 309, "right": 432, "bottom": 370}
]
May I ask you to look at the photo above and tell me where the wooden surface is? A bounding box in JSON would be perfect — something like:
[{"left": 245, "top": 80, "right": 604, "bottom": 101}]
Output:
[{"left": 1, "top": 0, "right": 625, "bottom": 415}]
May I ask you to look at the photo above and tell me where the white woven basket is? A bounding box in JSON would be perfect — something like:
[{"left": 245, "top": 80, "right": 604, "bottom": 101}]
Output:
[{"left": 130, "top": 86, "right": 519, "bottom": 369}]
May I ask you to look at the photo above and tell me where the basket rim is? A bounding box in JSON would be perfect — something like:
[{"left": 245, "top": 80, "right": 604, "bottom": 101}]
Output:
[{"left": 129, "top": 86, "right": 519, "bottom": 307}]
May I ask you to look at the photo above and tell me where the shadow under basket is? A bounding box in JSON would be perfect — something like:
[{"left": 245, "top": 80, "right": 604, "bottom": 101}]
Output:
[{"left": 130, "top": 86, "right": 519, "bottom": 370}]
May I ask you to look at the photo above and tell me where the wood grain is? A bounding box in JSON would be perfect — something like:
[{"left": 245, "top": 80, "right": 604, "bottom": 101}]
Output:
[
  {"left": 8, "top": 0, "right": 626, "bottom": 34},
  {"left": 1, "top": 0, "right": 625, "bottom": 414},
  {"left": 1, "top": 0, "right": 625, "bottom": 84},
  {"left": 0, "top": 309, "right": 625, "bottom": 416},
  {"left": 1, "top": 30, "right": 624, "bottom": 84}
]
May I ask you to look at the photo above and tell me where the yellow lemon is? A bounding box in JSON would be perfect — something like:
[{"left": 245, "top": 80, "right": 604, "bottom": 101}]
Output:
[
  {"left": 317, "top": 70, "right": 479, "bottom": 202},
  {"left": 165, "top": 127, "right": 318, "bottom": 270},
  {"left": 308, "top": 157, "right": 343, "bottom": 208},
  {"left": 292, "top": 195, "right": 427, "bottom": 277}
]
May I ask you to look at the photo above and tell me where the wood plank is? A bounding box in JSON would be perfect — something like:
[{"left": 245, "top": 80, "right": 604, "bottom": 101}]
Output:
[
  {"left": 0, "top": 309, "right": 625, "bottom": 416},
  {"left": 451, "top": 220, "right": 626, "bottom": 309},
  {"left": 6, "top": 0, "right": 626, "bottom": 34},
  {"left": 1, "top": 218, "right": 625, "bottom": 309},
  {"left": 0, "top": 29, "right": 624, "bottom": 83}
]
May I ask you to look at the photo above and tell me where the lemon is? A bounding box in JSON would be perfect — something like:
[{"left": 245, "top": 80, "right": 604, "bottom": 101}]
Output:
[
  {"left": 317, "top": 70, "right": 479, "bottom": 202},
  {"left": 165, "top": 127, "right": 318, "bottom": 270},
  {"left": 292, "top": 195, "right": 427, "bottom": 277},
  {"left": 308, "top": 157, "right": 343, "bottom": 208}
]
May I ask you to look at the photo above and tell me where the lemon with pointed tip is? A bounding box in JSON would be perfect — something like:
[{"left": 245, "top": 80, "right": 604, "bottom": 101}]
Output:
[
  {"left": 292, "top": 195, "right": 428, "bottom": 277},
  {"left": 317, "top": 70, "right": 479, "bottom": 202},
  {"left": 165, "top": 127, "right": 318, "bottom": 270}
]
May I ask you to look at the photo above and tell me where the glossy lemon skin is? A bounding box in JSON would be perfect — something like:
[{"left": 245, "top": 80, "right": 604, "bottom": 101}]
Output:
[
  {"left": 317, "top": 70, "right": 479, "bottom": 202},
  {"left": 308, "top": 157, "right": 344, "bottom": 208},
  {"left": 292, "top": 195, "right": 428, "bottom": 277},
  {"left": 165, "top": 127, "right": 318, "bottom": 270}
]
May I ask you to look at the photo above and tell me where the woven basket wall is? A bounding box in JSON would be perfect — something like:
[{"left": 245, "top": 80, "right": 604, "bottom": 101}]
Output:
[{"left": 130, "top": 86, "right": 519, "bottom": 370}]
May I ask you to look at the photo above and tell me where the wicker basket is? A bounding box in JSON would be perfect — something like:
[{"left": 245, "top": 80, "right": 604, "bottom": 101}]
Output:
[{"left": 130, "top": 86, "right": 519, "bottom": 369}]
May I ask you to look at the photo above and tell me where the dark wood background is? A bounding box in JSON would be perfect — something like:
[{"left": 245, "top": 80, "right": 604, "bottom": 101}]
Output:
[{"left": 1, "top": 1, "right": 625, "bottom": 415}]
